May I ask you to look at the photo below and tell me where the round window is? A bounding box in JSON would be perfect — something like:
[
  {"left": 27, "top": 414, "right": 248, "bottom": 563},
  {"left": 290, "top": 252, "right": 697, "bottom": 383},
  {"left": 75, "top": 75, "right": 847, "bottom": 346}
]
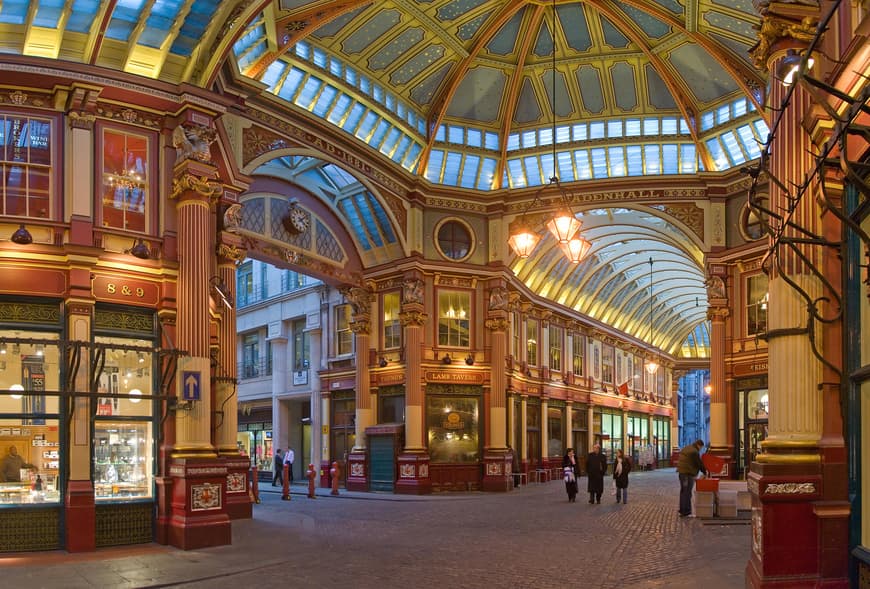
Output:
[
  {"left": 436, "top": 219, "right": 473, "bottom": 261},
  {"left": 739, "top": 196, "right": 768, "bottom": 241}
]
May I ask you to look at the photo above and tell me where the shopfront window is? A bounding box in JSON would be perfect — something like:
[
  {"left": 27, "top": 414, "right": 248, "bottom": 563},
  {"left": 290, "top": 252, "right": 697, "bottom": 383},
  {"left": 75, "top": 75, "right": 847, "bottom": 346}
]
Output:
[
  {"left": 100, "top": 127, "right": 150, "bottom": 232},
  {"left": 0, "top": 113, "right": 52, "bottom": 219},
  {"left": 627, "top": 413, "right": 650, "bottom": 465},
  {"left": 427, "top": 390, "right": 480, "bottom": 463},
  {"left": 93, "top": 336, "right": 154, "bottom": 501},
  {"left": 597, "top": 409, "right": 623, "bottom": 462},
  {"left": 547, "top": 405, "right": 563, "bottom": 457},
  {"left": 654, "top": 417, "right": 670, "bottom": 466},
  {"left": 378, "top": 387, "right": 405, "bottom": 424}
]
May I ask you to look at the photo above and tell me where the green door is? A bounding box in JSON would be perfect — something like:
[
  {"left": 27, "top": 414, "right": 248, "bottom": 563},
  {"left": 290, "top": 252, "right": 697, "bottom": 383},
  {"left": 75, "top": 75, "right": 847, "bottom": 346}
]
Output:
[{"left": 369, "top": 436, "right": 395, "bottom": 492}]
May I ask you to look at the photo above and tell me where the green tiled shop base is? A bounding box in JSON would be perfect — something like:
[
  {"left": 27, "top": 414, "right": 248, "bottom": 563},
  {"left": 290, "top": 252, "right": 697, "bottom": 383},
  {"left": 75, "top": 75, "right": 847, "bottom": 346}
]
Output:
[
  {"left": 0, "top": 507, "right": 61, "bottom": 552},
  {"left": 95, "top": 502, "right": 154, "bottom": 547}
]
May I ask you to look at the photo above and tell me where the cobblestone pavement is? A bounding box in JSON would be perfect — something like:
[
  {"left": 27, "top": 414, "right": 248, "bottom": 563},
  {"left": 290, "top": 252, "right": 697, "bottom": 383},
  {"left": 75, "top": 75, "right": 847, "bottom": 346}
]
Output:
[{"left": 1, "top": 468, "right": 749, "bottom": 589}]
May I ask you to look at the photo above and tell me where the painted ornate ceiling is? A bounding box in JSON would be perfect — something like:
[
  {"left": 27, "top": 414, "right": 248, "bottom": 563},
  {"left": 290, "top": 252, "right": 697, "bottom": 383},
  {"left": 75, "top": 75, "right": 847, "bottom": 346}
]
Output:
[{"left": 0, "top": 0, "right": 769, "bottom": 357}]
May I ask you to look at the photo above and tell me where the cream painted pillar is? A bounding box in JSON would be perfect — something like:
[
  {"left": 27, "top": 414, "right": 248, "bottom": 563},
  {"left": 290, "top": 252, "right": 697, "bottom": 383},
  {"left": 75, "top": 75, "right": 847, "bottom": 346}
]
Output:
[
  {"left": 485, "top": 309, "right": 509, "bottom": 450},
  {"left": 171, "top": 162, "right": 221, "bottom": 458},
  {"left": 707, "top": 306, "right": 729, "bottom": 451},
  {"left": 269, "top": 334, "right": 288, "bottom": 452},
  {"left": 520, "top": 395, "right": 528, "bottom": 462},
  {"left": 215, "top": 245, "right": 243, "bottom": 455},
  {"left": 541, "top": 398, "right": 549, "bottom": 460},
  {"left": 344, "top": 287, "right": 373, "bottom": 451},
  {"left": 587, "top": 405, "right": 594, "bottom": 452},
  {"left": 507, "top": 396, "right": 516, "bottom": 451},
  {"left": 309, "top": 327, "right": 323, "bottom": 469},
  {"left": 565, "top": 401, "right": 573, "bottom": 449},
  {"left": 400, "top": 278, "right": 426, "bottom": 451}
]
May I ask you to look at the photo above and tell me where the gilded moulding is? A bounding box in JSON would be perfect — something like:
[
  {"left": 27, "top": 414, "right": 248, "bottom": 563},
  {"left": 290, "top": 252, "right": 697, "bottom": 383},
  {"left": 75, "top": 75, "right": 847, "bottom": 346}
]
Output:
[
  {"left": 170, "top": 172, "right": 222, "bottom": 201},
  {"left": 764, "top": 482, "right": 816, "bottom": 495}
]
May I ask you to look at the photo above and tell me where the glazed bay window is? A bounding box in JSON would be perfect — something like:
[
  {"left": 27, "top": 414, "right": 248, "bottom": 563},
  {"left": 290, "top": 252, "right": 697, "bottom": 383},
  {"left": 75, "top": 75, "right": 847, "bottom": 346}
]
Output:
[
  {"left": 526, "top": 318, "right": 538, "bottom": 366},
  {"left": 572, "top": 333, "right": 585, "bottom": 376},
  {"left": 101, "top": 127, "right": 150, "bottom": 232},
  {"left": 93, "top": 336, "right": 154, "bottom": 501},
  {"left": 426, "top": 392, "right": 480, "bottom": 463},
  {"left": 549, "top": 325, "right": 563, "bottom": 372},
  {"left": 336, "top": 304, "right": 353, "bottom": 356},
  {"left": 383, "top": 292, "right": 401, "bottom": 350},
  {"left": 0, "top": 113, "right": 52, "bottom": 218},
  {"left": 438, "top": 290, "right": 469, "bottom": 348},
  {"left": 746, "top": 273, "right": 768, "bottom": 337},
  {"left": 0, "top": 332, "right": 61, "bottom": 505}
]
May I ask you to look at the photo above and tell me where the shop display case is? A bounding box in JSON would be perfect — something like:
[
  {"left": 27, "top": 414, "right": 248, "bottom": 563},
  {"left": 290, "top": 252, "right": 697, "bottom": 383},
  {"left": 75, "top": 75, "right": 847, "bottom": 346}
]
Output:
[{"left": 94, "top": 422, "right": 152, "bottom": 500}]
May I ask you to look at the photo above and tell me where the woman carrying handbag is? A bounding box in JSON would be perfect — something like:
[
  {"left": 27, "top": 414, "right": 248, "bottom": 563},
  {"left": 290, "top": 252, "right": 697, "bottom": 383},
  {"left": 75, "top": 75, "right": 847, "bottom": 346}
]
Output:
[{"left": 562, "top": 448, "right": 580, "bottom": 502}]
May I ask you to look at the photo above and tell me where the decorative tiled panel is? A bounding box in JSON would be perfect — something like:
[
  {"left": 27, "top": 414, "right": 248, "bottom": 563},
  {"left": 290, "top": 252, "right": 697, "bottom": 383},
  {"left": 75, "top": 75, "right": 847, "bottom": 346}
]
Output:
[
  {"left": 191, "top": 483, "right": 221, "bottom": 511},
  {"left": 0, "top": 507, "right": 61, "bottom": 552},
  {"left": 0, "top": 301, "right": 60, "bottom": 325},
  {"left": 227, "top": 472, "right": 246, "bottom": 493},
  {"left": 95, "top": 502, "right": 153, "bottom": 547}
]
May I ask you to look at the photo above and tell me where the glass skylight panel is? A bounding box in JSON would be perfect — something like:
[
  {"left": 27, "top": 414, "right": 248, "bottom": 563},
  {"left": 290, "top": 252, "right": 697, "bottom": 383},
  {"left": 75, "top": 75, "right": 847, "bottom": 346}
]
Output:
[
  {"left": 459, "top": 155, "right": 481, "bottom": 188},
  {"left": 372, "top": 84, "right": 384, "bottom": 104},
  {"left": 733, "top": 98, "right": 748, "bottom": 117},
  {"left": 626, "top": 145, "right": 643, "bottom": 176},
  {"left": 590, "top": 122, "right": 605, "bottom": 140},
  {"left": 312, "top": 85, "right": 338, "bottom": 117},
  {"left": 355, "top": 112, "right": 378, "bottom": 141},
  {"left": 507, "top": 159, "right": 526, "bottom": 187},
  {"left": 322, "top": 163, "right": 357, "bottom": 188},
  {"left": 705, "top": 138, "right": 729, "bottom": 171},
  {"left": 661, "top": 118, "right": 678, "bottom": 135},
  {"left": 261, "top": 61, "right": 285, "bottom": 90},
  {"left": 607, "top": 120, "right": 623, "bottom": 138},
  {"left": 359, "top": 76, "right": 371, "bottom": 94},
  {"left": 296, "top": 77, "right": 322, "bottom": 109},
  {"left": 328, "top": 57, "right": 342, "bottom": 77},
  {"left": 507, "top": 133, "right": 521, "bottom": 152},
  {"left": 312, "top": 47, "right": 328, "bottom": 69},
  {"left": 753, "top": 119, "right": 770, "bottom": 144},
  {"left": 295, "top": 41, "right": 310, "bottom": 61},
  {"left": 643, "top": 118, "right": 659, "bottom": 136},
  {"left": 736, "top": 125, "right": 761, "bottom": 159},
  {"left": 276, "top": 68, "right": 304, "bottom": 101},
  {"left": 574, "top": 150, "right": 592, "bottom": 180},
  {"left": 539, "top": 126, "right": 554, "bottom": 146},
  {"left": 478, "top": 158, "right": 497, "bottom": 190},
  {"left": 448, "top": 126, "right": 464, "bottom": 144},
  {"left": 540, "top": 153, "right": 555, "bottom": 180},
  {"left": 342, "top": 103, "right": 366, "bottom": 133},
  {"left": 721, "top": 131, "right": 746, "bottom": 165},
  {"left": 591, "top": 148, "right": 608, "bottom": 178},
  {"left": 485, "top": 132, "right": 499, "bottom": 150},
  {"left": 381, "top": 128, "right": 402, "bottom": 157},
  {"left": 524, "top": 156, "right": 542, "bottom": 186},
  {"left": 556, "top": 125, "right": 571, "bottom": 144},
  {"left": 662, "top": 144, "right": 679, "bottom": 174},
  {"left": 435, "top": 126, "right": 446, "bottom": 142},
  {"left": 444, "top": 152, "right": 462, "bottom": 185},
  {"left": 557, "top": 152, "right": 575, "bottom": 182},
  {"left": 467, "top": 128, "right": 482, "bottom": 148},
  {"left": 353, "top": 193, "right": 383, "bottom": 247},
  {"left": 572, "top": 124, "right": 588, "bottom": 141},
  {"left": 680, "top": 145, "right": 697, "bottom": 173},
  {"left": 425, "top": 150, "right": 445, "bottom": 183},
  {"left": 385, "top": 94, "right": 396, "bottom": 111},
  {"left": 327, "top": 94, "right": 352, "bottom": 125},
  {"left": 680, "top": 119, "right": 690, "bottom": 134},
  {"left": 403, "top": 143, "right": 423, "bottom": 171},
  {"left": 371, "top": 120, "right": 392, "bottom": 149},
  {"left": 608, "top": 146, "right": 626, "bottom": 176},
  {"left": 344, "top": 68, "right": 357, "bottom": 86},
  {"left": 70, "top": 1, "right": 102, "bottom": 31},
  {"left": 392, "top": 135, "right": 412, "bottom": 163},
  {"left": 338, "top": 199, "right": 371, "bottom": 251},
  {"left": 716, "top": 105, "right": 730, "bottom": 125},
  {"left": 644, "top": 145, "right": 661, "bottom": 174},
  {"left": 700, "top": 112, "right": 715, "bottom": 131},
  {"left": 626, "top": 119, "right": 641, "bottom": 136},
  {"left": 521, "top": 130, "right": 537, "bottom": 148}
]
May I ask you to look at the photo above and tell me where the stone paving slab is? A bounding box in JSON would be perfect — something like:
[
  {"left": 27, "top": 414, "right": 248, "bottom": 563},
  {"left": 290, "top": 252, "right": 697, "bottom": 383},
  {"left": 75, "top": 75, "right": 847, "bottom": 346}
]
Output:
[{"left": 0, "top": 468, "right": 749, "bottom": 589}]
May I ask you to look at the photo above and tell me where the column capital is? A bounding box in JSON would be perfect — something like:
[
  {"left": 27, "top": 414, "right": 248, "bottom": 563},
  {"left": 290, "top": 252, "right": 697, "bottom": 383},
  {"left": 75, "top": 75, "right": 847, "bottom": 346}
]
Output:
[
  {"left": 485, "top": 317, "right": 509, "bottom": 332},
  {"left": 399, "top": 309, "right": 427, "bottom": 327},
  {"left": 350, "top": 317, "right": 371, "bottom": 336},
  {"left": 750, "top": 1, "right": 820, "bottom": 72},
  {"left": 171, "top": 161, "right": 222, "bottom": 203},
  {"left": 707, "top": 306, "right": 730, "bottom": 321},
  {"left": 216, "top": 242, "right": 246, "bottom": 265}
]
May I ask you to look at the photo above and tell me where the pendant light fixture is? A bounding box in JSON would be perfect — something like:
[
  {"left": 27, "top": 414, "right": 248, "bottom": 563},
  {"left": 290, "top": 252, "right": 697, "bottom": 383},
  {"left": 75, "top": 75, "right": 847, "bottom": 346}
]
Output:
[{"left": 508, "top": 0, "right": 590, "bottom": 262}]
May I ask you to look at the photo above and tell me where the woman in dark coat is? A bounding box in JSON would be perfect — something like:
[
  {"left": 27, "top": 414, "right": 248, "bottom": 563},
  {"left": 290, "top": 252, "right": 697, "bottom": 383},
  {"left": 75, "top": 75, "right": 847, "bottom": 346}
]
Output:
[
  {"left": 613, "top": 449, "right": 632, "bottom": 504},
  {"left": 562, "top": 448, "right": 580, "bottom": 502},
  {"left": 586, "top": 444, "right": 607, "bottom": 504}
]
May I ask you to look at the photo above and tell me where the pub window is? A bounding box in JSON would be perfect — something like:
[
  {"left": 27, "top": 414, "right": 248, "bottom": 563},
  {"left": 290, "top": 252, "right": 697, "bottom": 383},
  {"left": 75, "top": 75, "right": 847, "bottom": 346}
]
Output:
[
  {"left": 293, "top": 319, "right": 309, "bottom": 371},
  {"left": 427, "top": 394, "right": 480, "bottom": 463},
  {"left": 335, "top": 305, "right": 353, "bottom": 356},
  {"left": 572, "top": 334, "right": 584, "bottom": 376},
  {"left": 437, "top": 290, "right": 470, "bottom": 348},
  {"left": 746, "top": 273, "right": 768, "bottom": 337},
  {"left": 0, "top": 330, "right": 61, "bottom": 505},
  {"left": 526, "top": 318, "right": 538, "bottom": 366},
  {"left": 93, "top": 335, "right": 154, "bottom": 502},
  {"left": 548, "top": 325, "right": 563, "bottom": 372},
  {"left": 100, "top": 127, "right": 151, "bottom": 232},
  {"left": 0, "top": 113, "right": 52, "bottom": 219},
  {"left": 383, "top": 291, "right": 401, "bottom": 350}
]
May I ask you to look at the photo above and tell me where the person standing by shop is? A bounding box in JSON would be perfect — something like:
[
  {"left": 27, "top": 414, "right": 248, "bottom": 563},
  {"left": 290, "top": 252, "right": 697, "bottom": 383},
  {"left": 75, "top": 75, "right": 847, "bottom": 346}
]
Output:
[
  {"left": 586, "top": 444, "right": 607, "bottom": 504},
  {"left": 677, "top": 439, "right": 708, "bottom": 517},
  {"left": 272, "top": 448, "right": 284, "bottom": 486},
  {"left": 283, "top": 446, "right": 295, "bottom": 484},
  {"left": 562, "top": 448, "right": 580, "bottom": 502},
  {"left": 613, "top": 449, "right": 632, "bottom": 504}
]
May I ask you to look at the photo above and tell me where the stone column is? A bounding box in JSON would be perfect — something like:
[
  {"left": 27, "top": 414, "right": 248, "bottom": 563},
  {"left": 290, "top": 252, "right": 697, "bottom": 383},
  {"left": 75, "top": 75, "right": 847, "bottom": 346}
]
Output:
[
  {"left": 396, "top": 277, "right": 431, "bottom": 494},
  {"left": 587, "top": 405, "right": 595, "bottom": 456},
  {"left": 746, "top": 3, "right": 848, "bottom": 586},
  {"left": 541, "top": 397, "right": 549, "bottom": 466},
  {"left": 707, "top": 303, "right": 731, "bottom": 470},
  {"left": 482, "top": 283, "right": 512, "bottom": 491},
  {"left": 166, "top": 143, "right": 230, "bottom": 550},
  {"left": 565, "top": 401, "right": 573, "bottom": 448},
  {"left": 520, "top": 395, "right": 528, "bottom": 471},
  {"left": 343, "top": 287, "right": 372, "bottom": 492}
]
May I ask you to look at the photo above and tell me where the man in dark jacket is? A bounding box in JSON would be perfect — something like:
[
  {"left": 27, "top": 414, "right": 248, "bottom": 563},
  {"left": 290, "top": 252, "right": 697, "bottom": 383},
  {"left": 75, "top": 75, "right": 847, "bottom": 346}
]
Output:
[
  {"left": 272, "top": 448, "right": 284, "bottom": 486},
  {"left": 586, "top": 444, "right": 607, "bottom": 504},
  {"left": 677, "top": 439, "right": 708, "bottom": 516}
]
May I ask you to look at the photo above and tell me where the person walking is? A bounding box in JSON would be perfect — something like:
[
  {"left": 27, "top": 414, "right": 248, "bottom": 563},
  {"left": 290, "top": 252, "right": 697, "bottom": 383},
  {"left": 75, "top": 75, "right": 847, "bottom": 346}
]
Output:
[
  {"left": 283, "top": 446, "right": 295, "bottom": 484},
  {"left": 677, "top": 439, "right": 708, "bottom": 517},
  {"left": 613, "top": 449, "right": 632, "bottom": 504},
  {"left": 585, "top": 444, "right": 607, "bottom": 504},
  {"left": 272, "top": 448, "right": 284, "bottom": 486},
  {"left": 562, "top": 448, "right": 580, "bottom": 502}
]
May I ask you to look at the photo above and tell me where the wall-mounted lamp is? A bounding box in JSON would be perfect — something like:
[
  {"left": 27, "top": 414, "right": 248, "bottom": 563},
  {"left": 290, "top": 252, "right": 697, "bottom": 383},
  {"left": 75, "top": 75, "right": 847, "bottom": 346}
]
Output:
[
  {"left": 10, "top": 383, "right": 23, "bottom": 400},
  {"left": 704, "top": 384, "right": 712, "bottom": 396},
  {"left": 129, "top": 388, "right": 143, "bottom": 404},
  {"left": 210, "top": 276, "right": 234, "bottom": 310},
  {"left": 379, "top": 357, "right": 388, "bottom": 368},
  {"left": 138, "top": 352, "right": 145, "bottom": 364},
  {"left": 35, "top": 344, "right": 44, "bottom": 357},
  {"left": 465, "top": 354, "right": 474, "bottom": 366},
  {"left": 11, "top": 224, "right": 33, "bottom": 245},
  {"left": 128, "top": 238, "right": 152, "bottom": 260},
  {"left": 0, "top": 342, "right": 6, "bottom": 355},
  {"left": 442, "top": 353, "right": 452, "bottom": 365},
  {"left": 778, "top": 49, "right": 815, "bottom": 87}
]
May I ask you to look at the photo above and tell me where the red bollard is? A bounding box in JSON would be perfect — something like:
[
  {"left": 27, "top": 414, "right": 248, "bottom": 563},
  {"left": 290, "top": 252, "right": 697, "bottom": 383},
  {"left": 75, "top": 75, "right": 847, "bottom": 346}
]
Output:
[
  {"left": 330, "top": 461, "right": 340, "bottom": 496},
  {"left": 281, "top": 463, "right": 291, "bottom": 501},
  {"left": 306, "top": 463, "right": 316, "bottom": 499},
  {"left": 250, "top": 465, "right": 260, "bottom": 504}
]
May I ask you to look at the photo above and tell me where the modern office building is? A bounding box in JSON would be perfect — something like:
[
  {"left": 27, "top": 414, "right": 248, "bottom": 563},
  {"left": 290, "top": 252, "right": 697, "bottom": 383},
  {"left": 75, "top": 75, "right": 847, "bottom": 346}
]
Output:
[{"left": 0, "top": 1, "right": 866, "bottom": 587}]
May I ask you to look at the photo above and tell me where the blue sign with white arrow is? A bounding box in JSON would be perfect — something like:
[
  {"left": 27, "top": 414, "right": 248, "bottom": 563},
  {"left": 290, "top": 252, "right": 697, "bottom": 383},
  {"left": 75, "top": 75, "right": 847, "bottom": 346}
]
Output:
[{"left": 182, "top": 370, "right": 200, "bottom": 401}]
